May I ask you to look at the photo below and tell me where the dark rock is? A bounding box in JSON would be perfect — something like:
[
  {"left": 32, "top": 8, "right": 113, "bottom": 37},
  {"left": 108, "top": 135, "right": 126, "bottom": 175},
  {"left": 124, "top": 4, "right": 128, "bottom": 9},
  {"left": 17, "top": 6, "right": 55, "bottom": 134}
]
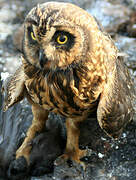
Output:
[
  {"left": 29, "top": 122, "right": 66, "bottom": 176},
  {"left": 117, "top": 12, "right": 136, "bottom": 38},
  {"left": 8, "top": 156, "right": 28, "bottom": 180}
]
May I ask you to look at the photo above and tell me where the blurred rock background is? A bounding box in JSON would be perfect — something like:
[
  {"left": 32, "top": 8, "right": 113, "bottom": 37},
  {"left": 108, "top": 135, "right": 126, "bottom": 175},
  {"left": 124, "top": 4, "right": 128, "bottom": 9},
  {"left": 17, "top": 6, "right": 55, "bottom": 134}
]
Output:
[{"left": 0, "top": 0, "right": 136, "bottom": 180}]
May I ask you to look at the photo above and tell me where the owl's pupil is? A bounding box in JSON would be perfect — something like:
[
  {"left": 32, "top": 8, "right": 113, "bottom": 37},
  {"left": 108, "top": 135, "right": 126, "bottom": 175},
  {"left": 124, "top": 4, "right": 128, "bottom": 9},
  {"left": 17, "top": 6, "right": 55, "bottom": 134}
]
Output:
[{"left": 59, "top": 35, "right": 66, "bottom": 42}]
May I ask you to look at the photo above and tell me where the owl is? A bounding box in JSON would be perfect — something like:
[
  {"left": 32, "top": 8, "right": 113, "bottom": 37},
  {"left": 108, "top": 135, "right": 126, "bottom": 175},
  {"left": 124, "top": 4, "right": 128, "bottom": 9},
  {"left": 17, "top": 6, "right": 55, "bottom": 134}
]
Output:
[{"left": 3, "top": 1, "right": 135, "bottom": 172}]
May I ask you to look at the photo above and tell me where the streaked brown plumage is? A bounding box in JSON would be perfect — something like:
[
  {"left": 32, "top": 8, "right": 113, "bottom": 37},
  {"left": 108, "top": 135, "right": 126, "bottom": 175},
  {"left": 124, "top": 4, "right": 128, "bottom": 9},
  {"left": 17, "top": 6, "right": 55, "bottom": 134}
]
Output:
[
  {"left": 2, "top": 66, "right": 25, "bottom": 111},
  {"left": 3, "top": 2, "right": 135, "bottom": 170}
]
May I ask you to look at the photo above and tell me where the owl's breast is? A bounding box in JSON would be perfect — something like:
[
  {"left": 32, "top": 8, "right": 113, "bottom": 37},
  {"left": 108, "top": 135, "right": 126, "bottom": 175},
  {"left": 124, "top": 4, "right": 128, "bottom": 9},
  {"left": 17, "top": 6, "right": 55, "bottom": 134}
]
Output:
[{"left": 25, "top": 70, "right": 99, "bottom": 118}]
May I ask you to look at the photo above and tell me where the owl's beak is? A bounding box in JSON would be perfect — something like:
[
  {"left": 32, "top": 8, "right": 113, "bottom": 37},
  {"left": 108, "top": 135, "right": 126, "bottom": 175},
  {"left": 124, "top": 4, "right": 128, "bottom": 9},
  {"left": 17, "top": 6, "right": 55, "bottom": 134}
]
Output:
[{"left": 39, "top": 49, "right": 48, "bottom": 68}]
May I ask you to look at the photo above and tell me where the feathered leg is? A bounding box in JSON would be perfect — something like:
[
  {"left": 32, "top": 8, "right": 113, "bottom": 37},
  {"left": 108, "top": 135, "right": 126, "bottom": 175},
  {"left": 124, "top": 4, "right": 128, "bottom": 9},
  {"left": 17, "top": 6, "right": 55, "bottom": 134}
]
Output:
[
  {"left": 55, "top": 117, "right": 86, "bottom": 169},
  {"left": 16, "top": 103, "right": 49, "bottom": 164}
]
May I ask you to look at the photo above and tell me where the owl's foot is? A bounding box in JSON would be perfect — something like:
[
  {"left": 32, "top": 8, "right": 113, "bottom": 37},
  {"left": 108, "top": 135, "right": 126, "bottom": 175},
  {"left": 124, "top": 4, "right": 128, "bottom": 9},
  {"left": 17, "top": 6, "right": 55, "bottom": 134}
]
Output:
[
  {"left": 16, "top": 142, "right": 32, "bottom": 164},
  {"left": 54, "top": 149, "right": 87, "bottom": 170},
  {"left": 8, "top": 144, "right": 31, "bottom": 178}
]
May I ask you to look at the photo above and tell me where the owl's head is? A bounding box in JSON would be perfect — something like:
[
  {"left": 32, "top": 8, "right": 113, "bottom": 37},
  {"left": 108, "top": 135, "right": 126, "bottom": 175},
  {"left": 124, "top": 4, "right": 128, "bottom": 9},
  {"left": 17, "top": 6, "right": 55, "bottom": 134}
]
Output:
[{"left": 22, "top": 2, "right": 117, "bottom": 71}]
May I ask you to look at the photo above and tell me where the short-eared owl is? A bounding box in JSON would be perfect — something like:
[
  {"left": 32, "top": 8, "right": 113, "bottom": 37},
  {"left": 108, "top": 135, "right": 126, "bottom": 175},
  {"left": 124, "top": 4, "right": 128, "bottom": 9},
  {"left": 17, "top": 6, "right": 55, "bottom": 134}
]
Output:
[{"left": 3, "top": 1, "right": 135, "bottom": 172}]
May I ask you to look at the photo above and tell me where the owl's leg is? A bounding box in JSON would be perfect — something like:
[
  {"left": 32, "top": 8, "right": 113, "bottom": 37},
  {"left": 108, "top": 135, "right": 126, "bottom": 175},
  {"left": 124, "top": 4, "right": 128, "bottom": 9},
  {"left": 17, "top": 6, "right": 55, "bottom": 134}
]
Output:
[
  {"left": 16, "top": 103, "right": 49, "bottom": 164},
  {"left": 55, "top": 118, "right": 86, "bottom": 169}
]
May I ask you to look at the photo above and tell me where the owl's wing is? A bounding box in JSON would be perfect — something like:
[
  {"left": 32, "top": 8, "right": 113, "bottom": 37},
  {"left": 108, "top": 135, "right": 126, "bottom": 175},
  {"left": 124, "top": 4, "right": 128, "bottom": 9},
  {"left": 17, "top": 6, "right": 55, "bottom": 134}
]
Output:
[
  {"left": 97, "top": 56, "right": 136, "bottom": 139},
  {"left": 2, "top": 66, "right": 26, "bottom": 111}
]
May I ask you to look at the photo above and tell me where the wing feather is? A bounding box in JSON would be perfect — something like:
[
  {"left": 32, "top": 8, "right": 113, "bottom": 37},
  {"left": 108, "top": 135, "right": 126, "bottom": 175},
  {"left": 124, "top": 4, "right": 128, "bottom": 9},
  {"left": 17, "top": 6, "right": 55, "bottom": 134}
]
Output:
[
  {"left": 2, "top": 66, "right": 26, "bottom": 111},
  {"left": 97, "top": 56, "right": 135, "bottom": 139}
]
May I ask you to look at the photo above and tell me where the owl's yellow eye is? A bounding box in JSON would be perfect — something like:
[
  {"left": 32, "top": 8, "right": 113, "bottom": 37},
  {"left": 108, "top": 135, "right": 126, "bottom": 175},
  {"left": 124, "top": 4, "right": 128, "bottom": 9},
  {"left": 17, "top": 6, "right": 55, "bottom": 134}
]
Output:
[
  {"left": 57, "top": 35, "right": 68, "bottom": 45},
  {"left": 31, "top": 32, "right": 36, "bottom": 41}
]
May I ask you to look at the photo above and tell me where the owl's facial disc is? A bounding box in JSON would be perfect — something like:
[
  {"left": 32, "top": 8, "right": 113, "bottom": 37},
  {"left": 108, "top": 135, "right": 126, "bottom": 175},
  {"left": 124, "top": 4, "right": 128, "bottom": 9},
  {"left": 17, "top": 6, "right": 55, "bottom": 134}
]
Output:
[
  {"left": 24, "top": 23, "right": 77, "bottom": 69},
  {"left": 38, "top": 31, "right": 75, "bottom": 69},
  {"left": 23, "top": 2, "right": 90, "bottom": 69}
]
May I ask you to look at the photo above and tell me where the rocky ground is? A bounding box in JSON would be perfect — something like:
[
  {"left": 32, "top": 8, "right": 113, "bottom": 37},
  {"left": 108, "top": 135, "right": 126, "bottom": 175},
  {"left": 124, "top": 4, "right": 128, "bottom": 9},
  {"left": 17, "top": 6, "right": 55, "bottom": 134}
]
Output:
[{"left": 0, "top": 0, "right": 136, "bottom": 180}]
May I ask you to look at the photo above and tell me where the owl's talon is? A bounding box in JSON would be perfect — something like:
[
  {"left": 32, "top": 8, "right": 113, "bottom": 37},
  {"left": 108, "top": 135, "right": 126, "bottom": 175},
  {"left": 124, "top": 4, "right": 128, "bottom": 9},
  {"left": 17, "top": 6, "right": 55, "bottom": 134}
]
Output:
[
  {"left": 54, "top": 153, "right": 86, "bottom": 171},
  {"left": 54, "top": 154, "right": 69, "bottom": 166},
  {"left": 80, "top": 161, "right": 86, "bottom": 171},
  {"left": 72, "top": 159, "right": 86, "bottom": 171}
]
